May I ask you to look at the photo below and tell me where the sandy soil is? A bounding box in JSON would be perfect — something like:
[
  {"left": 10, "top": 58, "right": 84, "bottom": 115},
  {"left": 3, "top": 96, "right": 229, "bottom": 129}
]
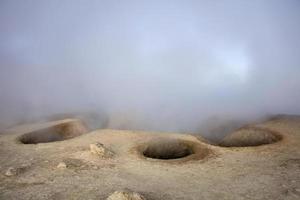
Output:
[{"left": 0, "top": 116, "right": 299, "bottom": 200}]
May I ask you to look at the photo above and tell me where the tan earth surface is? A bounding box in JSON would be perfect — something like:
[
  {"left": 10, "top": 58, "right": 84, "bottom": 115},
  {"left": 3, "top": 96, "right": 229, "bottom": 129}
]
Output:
[{"left": 0, "top": 116, "right": 300, "bottom": 200}]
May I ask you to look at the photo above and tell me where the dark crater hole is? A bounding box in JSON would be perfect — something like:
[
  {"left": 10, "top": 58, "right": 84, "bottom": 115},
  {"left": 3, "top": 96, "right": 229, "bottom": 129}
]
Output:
[{"left": 142, "top": 139, "right": 194, "bottom": 160}]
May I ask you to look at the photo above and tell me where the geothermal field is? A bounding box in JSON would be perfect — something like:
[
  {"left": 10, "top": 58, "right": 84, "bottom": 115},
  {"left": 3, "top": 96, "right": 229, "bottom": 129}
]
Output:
[
  {"left": 1, "top": 1, "right": 300, "bottom": 199},
  {"left": 0, "top": 115, "right": 299, "bottom": 199}
]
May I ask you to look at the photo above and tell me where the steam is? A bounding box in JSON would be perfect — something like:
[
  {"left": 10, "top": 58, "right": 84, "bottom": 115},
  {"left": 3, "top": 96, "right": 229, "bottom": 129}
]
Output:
[{"left": 1, "top": 1, "right": 300, "bottom": 139}]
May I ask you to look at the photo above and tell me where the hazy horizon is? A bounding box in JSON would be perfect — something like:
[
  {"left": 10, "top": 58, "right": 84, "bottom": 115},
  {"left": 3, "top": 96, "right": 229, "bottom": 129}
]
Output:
[{"left": 1, "top": 1, "right": 300, "bottom": 139}]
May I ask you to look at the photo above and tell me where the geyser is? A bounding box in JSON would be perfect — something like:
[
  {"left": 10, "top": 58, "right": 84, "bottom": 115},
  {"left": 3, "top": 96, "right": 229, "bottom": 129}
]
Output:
[
  {"left": 219, "top": 127, "right": 282, "bottom": 147},
  {"left": 143, "top": 139, "right": 193, "bottom": 160},
  {"left": 19, "top": 119, "right": 88, "bottom": 144},
  {"left": 139, "top": 138, "right": 211, "bottom": 161}
]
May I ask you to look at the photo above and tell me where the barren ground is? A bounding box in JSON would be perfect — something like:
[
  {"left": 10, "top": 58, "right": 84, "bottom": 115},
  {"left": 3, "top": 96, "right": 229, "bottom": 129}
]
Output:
[{"left": 0, "top": 116, "right": 300, "bottom": 200}]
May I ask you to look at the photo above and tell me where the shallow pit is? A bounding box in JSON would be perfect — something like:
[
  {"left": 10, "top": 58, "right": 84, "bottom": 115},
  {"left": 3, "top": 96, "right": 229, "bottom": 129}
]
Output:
[
  {"left": 219, "top": 127, "right": 282, "bottom": 147},
  {"left": 138, "top": 138, "right": 211, "bottom": 162},
  {"left": 19, "top": 120, "right": 88, "bottom": 144},
  {"left": 143, "top": 139, "right": 193, "bottom": 159}
]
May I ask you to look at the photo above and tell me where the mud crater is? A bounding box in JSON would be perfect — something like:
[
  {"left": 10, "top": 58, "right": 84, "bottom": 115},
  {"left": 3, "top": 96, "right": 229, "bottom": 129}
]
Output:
[
  {"left": 219, "top": 127, "right": 283, "bottom": 147},
  {"left": 138, "top": 138, "right": 211, "bottom": 162},
  {"left": 19, "top": 120, "right": 88, "bottom": 144}
]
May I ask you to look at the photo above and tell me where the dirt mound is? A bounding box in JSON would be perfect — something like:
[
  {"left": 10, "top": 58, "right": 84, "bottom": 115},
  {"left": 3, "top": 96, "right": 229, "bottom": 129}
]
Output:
[
  {"left": 219, "top": 127, "right": 282, "bottom": 147},
  {"left": 18, "top": 119, "right": 88, "bottom": 144}
]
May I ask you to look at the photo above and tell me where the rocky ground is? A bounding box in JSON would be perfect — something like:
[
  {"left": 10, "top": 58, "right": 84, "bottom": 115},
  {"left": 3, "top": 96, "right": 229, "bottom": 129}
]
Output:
[{"left": 0, "top": 116, "right": 299, "bottom": 200}]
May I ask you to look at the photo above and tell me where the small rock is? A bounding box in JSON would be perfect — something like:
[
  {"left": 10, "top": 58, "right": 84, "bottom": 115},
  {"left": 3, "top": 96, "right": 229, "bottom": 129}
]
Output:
[
  {"left": 5, "top": 164, "right": 29, "bottom": 177},
  {"left": 92, "top": 166, "right": 99, "bottom": 170},
  {"left": 106, "top": 190, "right": 146, "bottom": 200},
  {"left": 5, "top": 167, "right": 18, "bottom": 176},
  {"left": 57, "top": 162, "right": 67, "bottom": 169},
  {"left": 90, "top": 143, "right": 114, "bottom": 158}
]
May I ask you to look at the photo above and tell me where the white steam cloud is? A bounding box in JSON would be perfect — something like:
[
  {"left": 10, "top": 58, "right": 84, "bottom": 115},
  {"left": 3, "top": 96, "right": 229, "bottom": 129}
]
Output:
[{"left": 1, "top": 0, "right": 300, "bottom": 140}]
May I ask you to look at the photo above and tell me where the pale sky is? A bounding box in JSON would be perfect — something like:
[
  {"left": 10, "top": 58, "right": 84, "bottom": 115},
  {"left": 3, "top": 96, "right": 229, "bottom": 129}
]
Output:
[{"left": 0, "top": 0, "right": 300, "bottom": 137}]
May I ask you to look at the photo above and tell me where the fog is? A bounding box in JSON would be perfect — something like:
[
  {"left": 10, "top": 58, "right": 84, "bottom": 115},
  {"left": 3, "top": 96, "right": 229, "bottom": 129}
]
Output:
[{"left": 1, "top": 1, "right": 300, "bottom": 140}]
